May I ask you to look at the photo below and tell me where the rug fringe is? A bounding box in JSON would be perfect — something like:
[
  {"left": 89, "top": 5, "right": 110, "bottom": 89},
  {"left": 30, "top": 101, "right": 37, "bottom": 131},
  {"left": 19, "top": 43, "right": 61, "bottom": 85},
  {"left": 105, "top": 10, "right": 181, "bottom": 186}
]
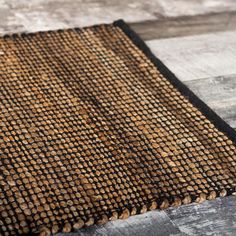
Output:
[{"left": 38, "top": 187, "right": 235, "bottom": 235}]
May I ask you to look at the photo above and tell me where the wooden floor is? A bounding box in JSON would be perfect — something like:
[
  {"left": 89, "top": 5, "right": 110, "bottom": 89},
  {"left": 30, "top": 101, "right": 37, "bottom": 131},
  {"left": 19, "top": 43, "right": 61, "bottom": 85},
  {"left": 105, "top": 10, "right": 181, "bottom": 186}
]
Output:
[{"left": 1, "top": 0, "right": 236, "bottom": 235}]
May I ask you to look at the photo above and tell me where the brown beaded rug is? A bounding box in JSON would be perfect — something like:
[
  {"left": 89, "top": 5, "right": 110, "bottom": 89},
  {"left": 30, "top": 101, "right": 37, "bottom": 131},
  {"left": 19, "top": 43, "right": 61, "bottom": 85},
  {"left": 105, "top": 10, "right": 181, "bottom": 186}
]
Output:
[{"left": 0, "top": 20, "right": 236, "bottom": 235}]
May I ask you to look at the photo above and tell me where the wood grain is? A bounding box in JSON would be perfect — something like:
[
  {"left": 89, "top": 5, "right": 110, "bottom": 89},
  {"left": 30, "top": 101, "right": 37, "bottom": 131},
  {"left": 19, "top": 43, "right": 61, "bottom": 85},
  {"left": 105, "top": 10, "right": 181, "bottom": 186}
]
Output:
[
  {"left": 185, "top": 74, "right": 236, "bottom": 129},
  {"left": 0, "top": 0, "right": 236, "bottom": 38},
  {"left": 147, "top": 31, "right": 236, "bottom": 81},
  {"left": 153, "top": 0, "right": 236, "bottom": 17},
  {"left": 166, "top": 196, "right": 236, "bottom": 236},
  {"left": 130, "top": 11, "right": 236, "bottom": 40}
]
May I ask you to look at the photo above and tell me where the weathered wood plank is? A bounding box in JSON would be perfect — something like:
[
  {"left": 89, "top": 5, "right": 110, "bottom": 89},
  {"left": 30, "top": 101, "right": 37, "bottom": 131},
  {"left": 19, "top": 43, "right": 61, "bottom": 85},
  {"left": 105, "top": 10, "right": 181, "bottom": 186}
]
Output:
[
  {"left": 0, "top": 0, "right": 157, "bottom": 34},
  {"left": 166, "top": 196, "right": 236, "bottom": 236},
  {"left": 147, "top": 31, "right": 236, "bottom": 81},
  {"left": 154, "top": 0, "right": 236, "bottom": 17},
  {"left": 0, "top": 0, "right": 236, "bottom": 38},
  {"left": 130, "top": 11, "right": 236, "bottom": 40},
  {"left": 185, "top": 75, "right": 236, "bottom": 129},
  {"left": 56, "top": 211, "right": 181, "bottom": 236}
]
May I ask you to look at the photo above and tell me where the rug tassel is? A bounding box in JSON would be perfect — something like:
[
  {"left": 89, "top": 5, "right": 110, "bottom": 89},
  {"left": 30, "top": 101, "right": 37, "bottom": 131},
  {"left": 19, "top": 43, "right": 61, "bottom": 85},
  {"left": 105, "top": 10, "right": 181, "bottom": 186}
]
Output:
[
  {"left": 160, "top": 199, "right": 169, "bottom": 209},
  {"left": 119, "top": 208, "right": 130, "bottom": 219},
  {"left": 149, "top": 201, "right": 158, "bottom": 210},
  {"left": 109, "top": 211, "right": 118, "bottom": 221},
  {"left": 62, "top": 223, "right": 72, "bottom": 233},
  {"left": 130, "top": 207, "right": 137, "bottom": 216},
  {"left": 172, "top": 197, "right": 182, "bottom": 207},
  {"left": 84, "top": 217, "right": 94, "bottom": 227},
  {"left": 220, "top": 189, "right": 227, "bottom": 197},
  {"left": 73, "top": 219, "right": 85, "bottom": 230},
  {"left": 51, "top": 224, "right": 59, "bottom": 234},
  {"left": 182, "top": 195, "right": 192, "bottom": 205},
  {"left": 140, "top": 205, "right": 148, "bottom": 214},
  {"left": 39, "top": 227, "right": 51, "bottom": 236},
  {"left": 195, "top": 193, "right": 206, "bottom": 203},
  {"left": 38, "top": 188, "right": 234, "bottom": 235},
  {"left": 207, "top": 191, "right": 217, "bottom": 200},
  {"left": 97, "top": 215, "right": 109, "bottom": 225}
]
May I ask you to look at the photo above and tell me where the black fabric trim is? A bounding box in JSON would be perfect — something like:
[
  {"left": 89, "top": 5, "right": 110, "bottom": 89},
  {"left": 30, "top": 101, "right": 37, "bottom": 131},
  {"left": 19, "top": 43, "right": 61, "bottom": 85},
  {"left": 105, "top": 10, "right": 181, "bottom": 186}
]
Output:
[{"left": 114, "top": 19, "right": 236, "bottom": 144}]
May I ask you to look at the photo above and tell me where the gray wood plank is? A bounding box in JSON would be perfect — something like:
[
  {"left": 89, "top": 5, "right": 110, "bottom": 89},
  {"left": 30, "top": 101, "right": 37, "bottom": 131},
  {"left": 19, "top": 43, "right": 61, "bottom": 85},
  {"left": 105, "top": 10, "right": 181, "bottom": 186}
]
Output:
[
  {"left": 131, "top": 11, "right": 236, "bottom": 40},
  {"left": 0, "top": 0, "right": 236, "bottom": 36},
  {"left": 153, "top": 0, "right": 236, "bottom": 18},
  {"left": 0, "top": 0, "right": 159, "bottom": 34},
  {"left": 185, "top": 74, "right": 236, "bottom": 129},
  {"left": 147, "top": 31, "right": 236, "bottom": 81},
  {"left": 166, "top": 196, "right": 236, "bottom": 236}
]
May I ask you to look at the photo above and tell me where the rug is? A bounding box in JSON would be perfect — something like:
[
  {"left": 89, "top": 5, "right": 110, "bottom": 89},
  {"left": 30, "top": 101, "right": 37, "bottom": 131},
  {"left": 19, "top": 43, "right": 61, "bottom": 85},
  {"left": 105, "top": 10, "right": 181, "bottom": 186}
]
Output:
[{"left": 0, "top": 20, "right": 236, "bottom": 235}]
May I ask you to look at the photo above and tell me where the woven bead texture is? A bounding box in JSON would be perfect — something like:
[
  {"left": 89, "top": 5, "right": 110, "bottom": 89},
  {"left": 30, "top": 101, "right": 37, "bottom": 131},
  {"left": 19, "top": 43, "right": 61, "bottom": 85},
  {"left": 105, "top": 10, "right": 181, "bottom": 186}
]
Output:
[{"left": 0, "top": 20, "right": 236, "bottom": 235}]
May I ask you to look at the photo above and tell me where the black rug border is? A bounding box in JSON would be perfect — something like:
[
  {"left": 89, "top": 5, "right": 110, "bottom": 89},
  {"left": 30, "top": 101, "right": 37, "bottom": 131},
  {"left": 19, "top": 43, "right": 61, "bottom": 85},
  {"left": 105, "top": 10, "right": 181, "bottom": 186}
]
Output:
[{"left": 114, "top": 19, "right": 236, "bottom": 144}]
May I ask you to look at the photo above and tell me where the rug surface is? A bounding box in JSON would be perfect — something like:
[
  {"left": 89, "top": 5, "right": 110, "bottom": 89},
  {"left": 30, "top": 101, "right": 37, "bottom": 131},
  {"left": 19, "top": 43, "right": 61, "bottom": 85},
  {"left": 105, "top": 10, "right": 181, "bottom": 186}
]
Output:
[{"left": 0, "top": 20, "right": 236, "bottom": 235}]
